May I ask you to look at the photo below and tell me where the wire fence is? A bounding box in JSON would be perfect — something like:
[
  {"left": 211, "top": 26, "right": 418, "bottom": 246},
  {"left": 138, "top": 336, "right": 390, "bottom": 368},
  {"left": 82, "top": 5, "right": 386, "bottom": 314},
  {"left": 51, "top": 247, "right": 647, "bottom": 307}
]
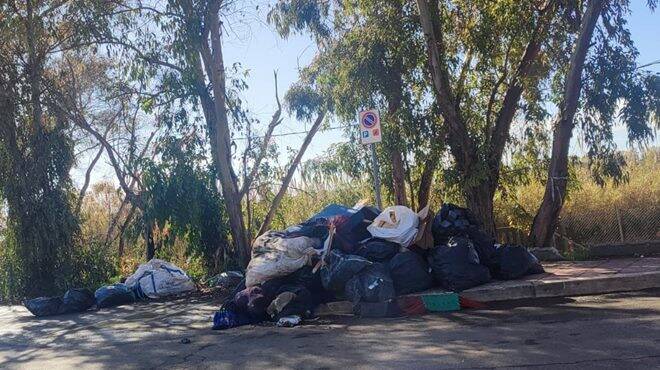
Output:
[
  {"left": 558, "top": 206, "right": 660, "bottom": 246},
  {"left": 496, "top": 206, "right": 660, "bottom": 247}
]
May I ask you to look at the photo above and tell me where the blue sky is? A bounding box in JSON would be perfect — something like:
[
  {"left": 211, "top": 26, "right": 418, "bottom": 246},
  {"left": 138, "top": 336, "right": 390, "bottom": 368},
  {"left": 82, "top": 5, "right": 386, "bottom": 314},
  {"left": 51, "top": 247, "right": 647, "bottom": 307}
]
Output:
[
  {"left": 74, "top": 1, "right": 659, "bottom": 187},
  {"left": 222, "top": 0, "right": 659, "bottom": 162}
]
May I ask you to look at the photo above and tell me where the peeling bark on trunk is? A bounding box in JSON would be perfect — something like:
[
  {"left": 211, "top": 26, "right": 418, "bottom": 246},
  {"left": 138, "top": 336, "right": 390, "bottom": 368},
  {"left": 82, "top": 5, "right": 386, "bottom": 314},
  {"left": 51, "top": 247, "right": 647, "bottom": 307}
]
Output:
[{"left": 530, "top": 0, "right": 605, "bottom": 248}]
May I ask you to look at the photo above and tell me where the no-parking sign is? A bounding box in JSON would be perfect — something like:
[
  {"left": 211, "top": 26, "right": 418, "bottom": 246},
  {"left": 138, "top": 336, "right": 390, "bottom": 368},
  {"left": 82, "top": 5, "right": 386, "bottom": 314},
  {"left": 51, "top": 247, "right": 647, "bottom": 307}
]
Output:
[{"left": 359, "top": 110, "right": 382, "bottom": 144}]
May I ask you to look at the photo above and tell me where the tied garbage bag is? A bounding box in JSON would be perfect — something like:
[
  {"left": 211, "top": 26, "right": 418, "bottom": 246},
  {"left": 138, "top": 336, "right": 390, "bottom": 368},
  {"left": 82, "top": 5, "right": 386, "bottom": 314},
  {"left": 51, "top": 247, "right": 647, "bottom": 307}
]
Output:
[
  {"left": 320, "top": 250, "right": 372, "bottom": 294},
  {"left": 431, "top": 203, "right": 481, "bottom": 244},
  {"left": 388, "top": 251, "right": 433, "bottom": 295},
  {"left": 24, "top": 288, "right": 95, "bottom": 317},
  {"left": 125, "top": 259, "right": 196, "bottom": 298},
  {"left": 95, "top": 283, "right": 136, "bottom": 308},
  {"left": 246, "top": 231, "right": 322, "bottom": 287},
  {"left": 428, "top": 237, "right": 491, "bottom": 292},
  {"left": 354, "top": 238, "right": 400, "bottom": 262},
  {"left": 491, "top": 245, "right": 545, "bottom": 280},
  {"left": 24, "top": 296, "right": 62, "bottom": 317},
  {"left": 367, "top": 206, "right": 419, "bottom": 247},
  {"left": 345, "top": 263, "right": 395, "bottom": 304}
]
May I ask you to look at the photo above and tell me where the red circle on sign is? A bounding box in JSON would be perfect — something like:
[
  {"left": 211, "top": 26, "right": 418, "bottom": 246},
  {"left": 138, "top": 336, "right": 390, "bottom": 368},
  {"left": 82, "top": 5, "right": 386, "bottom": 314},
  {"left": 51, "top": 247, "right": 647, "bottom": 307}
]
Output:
[{"left": 362, "top": 112, "right": 377, "bottom": 128}]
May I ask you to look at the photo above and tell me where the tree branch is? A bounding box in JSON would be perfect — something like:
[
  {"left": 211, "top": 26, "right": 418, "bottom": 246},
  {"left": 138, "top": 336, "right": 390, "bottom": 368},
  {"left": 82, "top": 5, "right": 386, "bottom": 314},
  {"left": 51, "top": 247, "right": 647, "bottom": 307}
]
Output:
[
  {"left": 258, "top": 111, "right": 326, "bottom": 235},
  {"left": 416, "top": 0, "right": 474, "bottom": 165},
  {"left": 488, "top": 1, "right": 556, "bottom": 173},
  {"left": 75, "top": 124, "right": 112, "bottom": 215},
  {"left": 239, "top": 71, "right": 282, "bottom": 198}
]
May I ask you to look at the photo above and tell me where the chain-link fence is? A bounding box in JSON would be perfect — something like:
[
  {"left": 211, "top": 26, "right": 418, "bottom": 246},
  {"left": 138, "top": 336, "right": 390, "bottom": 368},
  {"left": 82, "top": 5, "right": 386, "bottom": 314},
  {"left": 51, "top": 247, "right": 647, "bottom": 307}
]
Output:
[
  {"left": 558, "top": 206, "right": 660, "bottom": 246},
  {"left": 495, "top": 206, "right": 660, "bottom": 247}
]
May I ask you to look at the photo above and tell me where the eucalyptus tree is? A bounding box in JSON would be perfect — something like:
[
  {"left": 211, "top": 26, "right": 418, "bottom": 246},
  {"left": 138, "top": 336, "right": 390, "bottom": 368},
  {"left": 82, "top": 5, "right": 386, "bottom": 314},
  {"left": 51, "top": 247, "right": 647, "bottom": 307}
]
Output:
[
  {"left": 530, "top": 0, "right": 660, "bottom": 247},
  {"left": 0, "top": 0, "right": 108, "bottom": 296},
  {"left": 91, "top": 0, "right": 326, "bottom": 266},
  {"left": 269, "top": 0, "right": 442, "bottom": 210}
]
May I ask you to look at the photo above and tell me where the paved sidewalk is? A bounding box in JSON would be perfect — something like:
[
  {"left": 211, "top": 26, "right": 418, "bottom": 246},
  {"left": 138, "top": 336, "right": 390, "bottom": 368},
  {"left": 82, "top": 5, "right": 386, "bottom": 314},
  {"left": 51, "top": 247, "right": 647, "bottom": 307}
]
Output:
[{"left": 455, "top": 257, "right": 660, "bottom": 302}]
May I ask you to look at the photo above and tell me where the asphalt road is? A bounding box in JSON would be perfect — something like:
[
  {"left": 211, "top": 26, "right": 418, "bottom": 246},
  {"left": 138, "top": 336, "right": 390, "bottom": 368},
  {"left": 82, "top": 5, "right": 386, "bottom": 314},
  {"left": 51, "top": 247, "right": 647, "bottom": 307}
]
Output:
[{"left": 1, "top": 289, "right": 659, "bottom": 369}]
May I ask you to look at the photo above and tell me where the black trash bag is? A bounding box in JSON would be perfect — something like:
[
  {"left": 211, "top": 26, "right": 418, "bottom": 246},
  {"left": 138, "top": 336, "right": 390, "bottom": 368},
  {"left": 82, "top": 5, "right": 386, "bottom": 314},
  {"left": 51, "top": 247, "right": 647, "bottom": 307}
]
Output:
[
  {"left": 428, "top": 237, "right": 491, "bottom": 292},
  {"left": 431, "top": 203, "right": 481, "bottom": 244},
  {"left": 320, "top": 250, "right": 371, "bottom": 293},
  {"left": 388, "top": 251, "right": 434, "bottom": 295},
  {"left": 60, "top": 288, "right": 95, "bottom": 313},
  {"left": 286, "top": 265, "right": 332, "bottom": 305},
  {"left": 490, "top": 245, "right": 545, "bottom": 280},
  {"left": 95, "top": 284, "right": 136, "bottom": 308},
  {"left": 24, "top": 288, "right": 95, "bottom": 317},
  {"left": 354, "top": 238, "right": 400, "bottom": 262},
  {"left": 24, "top": 296, "right": 63, "bottom": 317},
  {"left": 344, "top": 263, "right": 396, "bottom": 304},
  {"left": 464, "top": 228, "right": 498, "bottom": 267}
]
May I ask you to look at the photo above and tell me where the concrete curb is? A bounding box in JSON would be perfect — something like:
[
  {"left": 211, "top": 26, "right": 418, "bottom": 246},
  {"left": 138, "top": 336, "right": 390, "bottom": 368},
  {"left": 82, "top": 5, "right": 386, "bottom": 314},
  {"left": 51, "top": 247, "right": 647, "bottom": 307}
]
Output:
[
  {"left": 587, "top": 240, "right": 660, "bottom": 258},
  {"left": 316, "top": 264, "right": 660, "bottom": 314},
  {"left": 457, "top": 271, "right": 660, "bottom": 302}
]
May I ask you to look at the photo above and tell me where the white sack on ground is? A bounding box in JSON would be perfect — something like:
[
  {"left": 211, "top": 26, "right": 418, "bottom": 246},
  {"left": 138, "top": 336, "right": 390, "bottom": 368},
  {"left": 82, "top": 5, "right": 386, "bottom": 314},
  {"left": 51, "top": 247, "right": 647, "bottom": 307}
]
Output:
[
  {"left": 246, "top": 231, "right": 322, "bottom": 287},
  {"left": 125, "top": 259, "right": 196, "bottom": 298},
  {"left": 367, "top": 205, "right": 419, "bottom": 247}
]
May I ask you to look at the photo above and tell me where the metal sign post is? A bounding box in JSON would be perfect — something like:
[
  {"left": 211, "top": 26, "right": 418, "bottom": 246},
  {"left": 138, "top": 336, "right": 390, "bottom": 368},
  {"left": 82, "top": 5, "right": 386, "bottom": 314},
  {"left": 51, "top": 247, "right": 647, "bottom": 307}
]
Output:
[
  {"left": 369, "top": 143, "right": 382, "bottom": 209},
  {"left": 359, "top": 110, "right": 383, "bottom": 209}
]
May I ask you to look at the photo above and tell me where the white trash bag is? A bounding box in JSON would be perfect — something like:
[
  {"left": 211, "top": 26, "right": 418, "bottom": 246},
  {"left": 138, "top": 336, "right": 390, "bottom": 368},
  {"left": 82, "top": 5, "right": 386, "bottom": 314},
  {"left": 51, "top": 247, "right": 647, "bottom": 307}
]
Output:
[
  {"left": 246, "top": 231, "right": 322, "bottom": 287},
  {"left": 125, "top": 259, "right": 196, "bottom": 298},
  {"left": 367, "top": 205, "right": 419, "bottom": 247}
]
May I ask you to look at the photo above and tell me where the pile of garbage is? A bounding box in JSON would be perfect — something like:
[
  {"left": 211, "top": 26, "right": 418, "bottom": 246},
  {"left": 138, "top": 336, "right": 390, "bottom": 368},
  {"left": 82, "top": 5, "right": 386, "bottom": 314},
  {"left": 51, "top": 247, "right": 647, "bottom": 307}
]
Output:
[
  {"left": 213, "top": 203, "right": 544, "bottom": 329},
  {"left": 24, "top": 259, "right": 197, "bottom": 317}
]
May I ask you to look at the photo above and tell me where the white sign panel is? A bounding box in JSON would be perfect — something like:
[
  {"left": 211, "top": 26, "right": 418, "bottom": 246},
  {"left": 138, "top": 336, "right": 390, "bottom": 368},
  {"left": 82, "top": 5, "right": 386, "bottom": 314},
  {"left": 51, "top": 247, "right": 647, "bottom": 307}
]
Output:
[{"left": 358, "top": 110, "right": 382, "bottom": 144}]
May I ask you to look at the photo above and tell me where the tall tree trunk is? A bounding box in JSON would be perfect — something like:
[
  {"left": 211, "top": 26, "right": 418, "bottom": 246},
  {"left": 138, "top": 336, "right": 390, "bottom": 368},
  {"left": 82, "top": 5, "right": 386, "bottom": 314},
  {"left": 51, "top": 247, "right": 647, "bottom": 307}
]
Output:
[
  {"left": 144, "top": 216, "right": 155, "bottom": 260},
  {"left": 466, "top": 181, "right": 497, "bottom": 237},
  {"left": 258, "top": 112, "right": 325, "bottom": 235},
  {"left": 417, "top": 0, "right": 554, "bottom": 237},
  {"left": 205, "top": 8, "right": 250, "bottom": 267},
  {"left": 417, "top": 156, "right": 437, "bottom": 210},
  {"left": 389, "top": 148, "right": 408, "bottom": 206},
  {"left": 530, "top": 0, "right": 605, "bottom": 248}
]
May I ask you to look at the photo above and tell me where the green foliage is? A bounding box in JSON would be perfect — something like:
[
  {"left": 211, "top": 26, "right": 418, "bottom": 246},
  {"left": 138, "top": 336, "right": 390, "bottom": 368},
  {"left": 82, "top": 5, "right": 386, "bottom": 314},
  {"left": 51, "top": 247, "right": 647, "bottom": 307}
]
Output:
[{"left": 141, "top": 135, "right": 232, "bottom": 274}]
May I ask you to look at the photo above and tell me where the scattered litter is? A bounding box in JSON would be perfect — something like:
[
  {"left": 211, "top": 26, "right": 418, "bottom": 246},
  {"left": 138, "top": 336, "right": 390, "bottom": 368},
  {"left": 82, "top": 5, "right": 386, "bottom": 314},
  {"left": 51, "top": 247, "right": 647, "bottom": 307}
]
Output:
[{"left": 276, "top": 315, "right": 302, "bottom": 327}]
